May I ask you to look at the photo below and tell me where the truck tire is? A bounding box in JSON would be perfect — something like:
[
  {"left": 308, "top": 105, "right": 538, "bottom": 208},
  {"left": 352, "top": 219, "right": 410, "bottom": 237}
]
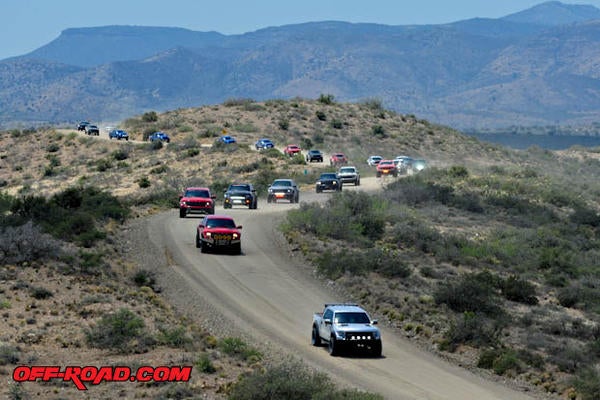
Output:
[
  {"left": 232, "top": 243, "right": 242, "bottom": 255},
  {"left": 195, "top": 232, "right": 201, "bottom": 248},
  {"left": 328, "top": 336, "right": 339, "bottom": 356},
  {"left": 179, "top": 209, "right": 186, "bottom": 218},
  {"left": 311, "top": 325, "right": 321, "bottom": 346},
  {"left": 371, "top": 340, "right": 382, "bottom": 358}
]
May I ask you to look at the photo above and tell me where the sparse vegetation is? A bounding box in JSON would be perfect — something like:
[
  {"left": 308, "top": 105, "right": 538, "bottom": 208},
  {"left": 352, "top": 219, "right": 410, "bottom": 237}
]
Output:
[{"left": 2, "top": 98, "right": 600, "bottom": 399}]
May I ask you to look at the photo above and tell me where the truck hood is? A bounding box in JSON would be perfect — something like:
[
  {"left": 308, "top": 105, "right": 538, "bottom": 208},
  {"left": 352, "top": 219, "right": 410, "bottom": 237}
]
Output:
[
  {"left": 334, "top": 323, "right": 379, "bottom": 333},
  {"left": 181, "top": 196, "right": 212, "bottom": 202}
]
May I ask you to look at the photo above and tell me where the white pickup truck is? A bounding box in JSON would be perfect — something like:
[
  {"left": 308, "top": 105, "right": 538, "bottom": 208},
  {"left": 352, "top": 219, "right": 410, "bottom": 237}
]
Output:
[{"left": 312, "top": 303, "right": 382, "bottom": 357}]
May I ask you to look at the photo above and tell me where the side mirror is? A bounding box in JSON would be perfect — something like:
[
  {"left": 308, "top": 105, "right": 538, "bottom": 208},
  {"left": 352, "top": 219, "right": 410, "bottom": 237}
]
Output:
[
  {"left": 371, "top": 320, "right": 378, "bottom": 325},
  {"left": 198, "top": 224, "right": 204, "bottom": 229},
  {"left": 178, "top": 195, "right": 183, "bottom": 201},
  {"left": 237, "top": 225, "right": 243, "bottom": 229},
  {"left": 324, "top": 319, "right": 332, "bottom": 325},
  {"left": 211, "top": 195, "right": 216, "bottom": 199}
]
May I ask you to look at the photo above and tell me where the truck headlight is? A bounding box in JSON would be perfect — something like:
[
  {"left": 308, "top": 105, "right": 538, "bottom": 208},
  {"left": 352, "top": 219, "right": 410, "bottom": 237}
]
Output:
[
  {"left": 232, "top": 233, "right": 239, "bottom": 239},
  {"left": 334, "top": 331, "right": 346, "bottom": 340}
]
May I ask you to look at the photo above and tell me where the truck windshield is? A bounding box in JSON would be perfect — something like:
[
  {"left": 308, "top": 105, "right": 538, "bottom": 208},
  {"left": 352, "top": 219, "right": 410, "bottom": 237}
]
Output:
[{"left": 335, "top": 312, "right": 370, "bottom": 324}]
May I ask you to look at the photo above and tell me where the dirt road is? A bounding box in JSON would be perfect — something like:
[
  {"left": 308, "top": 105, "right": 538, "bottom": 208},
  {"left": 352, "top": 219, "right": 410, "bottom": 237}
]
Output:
[{"left": 143, "top": 178, "right": 537, "bottom": 400}]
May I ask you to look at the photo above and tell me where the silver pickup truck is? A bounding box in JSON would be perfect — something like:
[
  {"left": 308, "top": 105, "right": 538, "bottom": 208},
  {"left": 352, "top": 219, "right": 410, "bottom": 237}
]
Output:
[{"left": 312, "top": 303, "right": 382, "bottom": 357}]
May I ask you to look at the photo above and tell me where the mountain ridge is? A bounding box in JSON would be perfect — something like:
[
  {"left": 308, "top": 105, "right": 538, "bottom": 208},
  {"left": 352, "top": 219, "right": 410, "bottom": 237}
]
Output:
[{"left": 2, "top": 1, "right": 600, "bottom": 129}]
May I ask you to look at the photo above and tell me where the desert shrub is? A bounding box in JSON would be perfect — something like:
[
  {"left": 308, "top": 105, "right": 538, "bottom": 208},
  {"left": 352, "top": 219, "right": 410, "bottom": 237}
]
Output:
[
  {"left": 301, "top": 137, "right": 313, "bottom": 149},
  {"left": 501, "top": 275, "right": 538, "bottom": 305},
  {"left": 75, "top": 251, "right": 106, "bottom": 275},
  {"left": 448, "top": 165, "right": 469, "bottom": 178},
  {"left": 137, "top": 176, "right": 151, "bottom": 188},
  {"left": 331, "top": 119, "right": 343, "bottom": 129},
  {"left": 112, "top": 149, "right": 129, "bottom": 161},
  {"left": 86, "top": 308, "right": 150, "bottom": 353},
  {"left": 30, "top": 286, "right": 53, "bottom": 299},
  {"left": 156, "top": 325, "right": 191, "bottom": 348},
  {"left": 550, "top": 344, "right": 591, "bottom": 373},
  {"left": 316, "top": 248, "right": 410, "bottom": 280},
  {"left": 195, "top": 353, "right": 216, "bottom": 373},
  {"left": 96, "top": 158, "right": 112, "bottom": 171},
  {"left": 0, "top": 221, "right": 62, "bottom": 264},
  {"left": 278, "top": 118, "right": 289, "bottom": 130},
  {"left": 370, "top": 125, "right": 387, "bottom": 138},
  {"left": 0, "top": 345, "right": 20, "bottom": 365},
  {"left": 288, "top": 154, "right": 306, "bottom": 165},
  {"left": 573, "top": 366, "right": 600, "bottom": 400},
  {"left": 315, "top": 110, "right": 327, "bottom": 121},
  {"left": 286, "top": 192, "right": 387, "bottom": 244},
  {"left": 312, "top": 132, "right": 325, "bottom": 144},
  {"left": 385, "top": 176, "right": 455, "bottom": 207},
  {"left": 46, "top": 143, "right": 60, "bottom": 153},
  {"left": 150, "top": 140, "right": 163, "bottom": 150},
  {"left": 441, "top": 312, "right": 504, "bottom": 351},
  {"left": 317, "top": 93, "right": 335, "bottom": 105},
  {"left": 133, "top": 269, "right": 156, "bottom": 289},
  {"left": 142, "top": 111, "right": 158, "bottom": 122},
  {"left": 558, "top": 284, "right": 590, "bottom": 309},
  {"left": 361, "top": 98, "right": 384, "bottom": 111},
  {"left": 478, "top": 347, "right": 535, "bottom": 374},
  {"left": 434, "top": 272, "right": 503, "bottom": 316},
  {"left": 223, "top": 98, "right": 255, "bottom": 107},
  {"left": 150, "top": 165, "right": 168, "bottom": 174},
  {"left": 228, "top": 358, "right": 382, "bottom": 400},
  {"left": 570, "top": 206, "right": 600, "bottom": 227},
  {"left": 218, "top": 337, "right": 262, "bottom": 362},
  {"left": 185, "top": 147, "right": 199, "bottom": 157}
]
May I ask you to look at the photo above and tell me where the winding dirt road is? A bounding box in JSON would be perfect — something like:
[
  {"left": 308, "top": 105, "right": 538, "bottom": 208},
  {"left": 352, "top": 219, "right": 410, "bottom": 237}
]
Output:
[{"left": 144, "top": 179, "right": 537, "bottom": 400}]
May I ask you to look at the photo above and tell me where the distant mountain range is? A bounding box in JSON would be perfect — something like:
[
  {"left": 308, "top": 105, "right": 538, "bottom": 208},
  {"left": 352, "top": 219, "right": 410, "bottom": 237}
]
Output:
[{"left": 2, "top": 1, "right": 600, "bottom": 129}]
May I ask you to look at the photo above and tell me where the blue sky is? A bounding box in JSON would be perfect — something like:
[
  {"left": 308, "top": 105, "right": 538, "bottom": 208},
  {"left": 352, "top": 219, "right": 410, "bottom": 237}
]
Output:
[{"left": 2, "top": 0, "right": 600, "bottom": 60}]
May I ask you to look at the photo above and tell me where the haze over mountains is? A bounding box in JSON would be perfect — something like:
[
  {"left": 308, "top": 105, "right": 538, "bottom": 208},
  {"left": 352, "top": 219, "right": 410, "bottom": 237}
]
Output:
[{"left": 2, "top": 1, "right": 600, "bottom": 129}]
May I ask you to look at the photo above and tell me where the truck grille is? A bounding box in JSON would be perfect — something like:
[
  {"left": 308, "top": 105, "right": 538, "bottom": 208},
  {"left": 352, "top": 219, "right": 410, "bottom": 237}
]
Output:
[{"left": 347, "top": 332, "right": 374, "bottom": 341}]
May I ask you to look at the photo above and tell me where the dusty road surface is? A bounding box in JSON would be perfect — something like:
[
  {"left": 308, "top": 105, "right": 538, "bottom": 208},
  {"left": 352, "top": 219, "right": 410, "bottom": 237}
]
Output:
[{"left": 143, "top": 178, "right": 537, "bottom": 400}]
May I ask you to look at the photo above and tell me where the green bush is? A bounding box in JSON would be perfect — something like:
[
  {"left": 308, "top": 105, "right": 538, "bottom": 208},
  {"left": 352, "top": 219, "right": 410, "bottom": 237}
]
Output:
[
  {"left": 316, "top": 248, "right": 410, "bottom": 280},
  {"left": 30, "top": 286, "right": 53, "bottom": 299},
  {"left": 286, "top": 192, "right": 387, "bottom": 245},
  {"left": 573, "top": 366, "right": 600, "bottom": 400},
  {"left": 315, "top": 110, "right": 327, "bottom": 121},
  {"left": 434, "top": 273, "right": 503, "bottom": 316},
  {"left": 501, "top": 275, "right": 538, "bottom": 305},
  {"left": 227, "top": 358, "right": 383, "bottom": 400},
  {"left": 196, "top": 353, "right": 216, "bottom": 374},
  {"left": 441, "top": 312, "right": 504, "bottom": 351},
  {"left": 142, "top": 111, "right": 158, "bottom": 122},
  {"left": 85, "top": 308, "right": 150, "bottom": 353},
  {"left": 0, "top": 344, "right": 20, "bottom": 365},
  {"left": 317, "top": 94, "right": 335, "bottom": 105},
  {"left": 157, "top": 325, "right": 191, "bottom": 348},
  {"left": 218, "top": 337, "right": 262, "bottom": 362},
  {"left": 133, "top": 269, "right": 156, "bottom": 289}
]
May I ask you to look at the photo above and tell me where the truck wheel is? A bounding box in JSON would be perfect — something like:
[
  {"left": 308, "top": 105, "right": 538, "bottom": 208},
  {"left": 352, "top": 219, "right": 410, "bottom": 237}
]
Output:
[
  {"left": 356, "top": 179, "right": 360, "bottom": 186},
  {"left": 209, "top": 207, "right": 215, "bottom": 215},
  {"left": 371, "top": 341, "right": 382, "bottom": 358},
  {"left": 179, "top": 209, "right": 186, "bottom": 218},
  {"left": 195, "top": 232, "right": 201, "bottom": 248},
  {"left": 311, "top": 325, "right": 321, "bottom": 346},
  {"left": 233, "top": 243, "right": 242, "bottom": 255},
  {"left": 328, "top": 336, "right": 339, "bottom": 356}
]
